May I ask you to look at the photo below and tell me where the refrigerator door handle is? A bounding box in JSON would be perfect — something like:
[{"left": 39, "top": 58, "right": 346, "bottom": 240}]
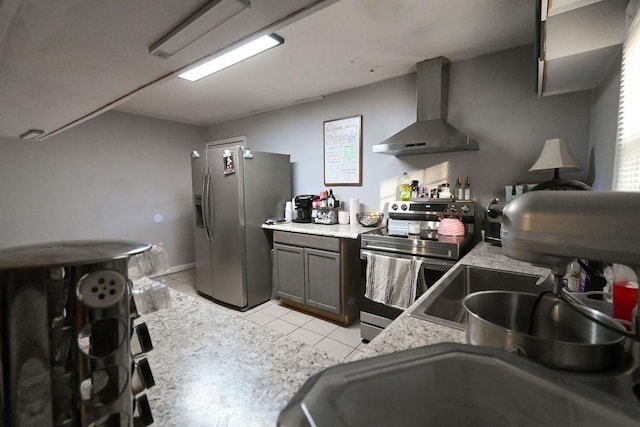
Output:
[
  {"left": 202, "top": 167, "right": 213, "bottom": 241},
  {"left": 201, "top": 167, "right": 209, "bottom": 240},
  {"left": 207, "top": 167, "right": 215, "bottom": 238}
]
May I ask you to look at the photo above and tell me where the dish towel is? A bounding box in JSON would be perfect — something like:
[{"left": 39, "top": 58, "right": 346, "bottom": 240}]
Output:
[{"left": 365, "top": 253, "right": 421, "bottom": 309}]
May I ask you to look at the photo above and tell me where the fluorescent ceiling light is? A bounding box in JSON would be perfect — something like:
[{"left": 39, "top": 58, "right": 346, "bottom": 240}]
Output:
[{"left": 178, "top": 34, "right": 283, "bottom": 82}]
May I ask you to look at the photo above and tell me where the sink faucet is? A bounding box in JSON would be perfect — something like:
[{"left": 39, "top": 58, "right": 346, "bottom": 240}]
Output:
[
  {"left": 535, "top": 271, "right": 564, "bottom": 295},
  {"left": 500, "top": 191, "right": 640, "bottom": 337}
]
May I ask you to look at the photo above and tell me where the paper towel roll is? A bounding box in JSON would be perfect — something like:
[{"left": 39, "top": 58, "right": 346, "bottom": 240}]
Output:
[
  {"left": 285, "top": 201, "right": 293, "bottom": 221},
  {"left": 349, "top": 198, "right": 359, "bottom": 224}
]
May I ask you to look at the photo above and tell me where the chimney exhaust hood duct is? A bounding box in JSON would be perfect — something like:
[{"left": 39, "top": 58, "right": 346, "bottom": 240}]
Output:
[{"left": 372, "top": 57, "right": 479, "bottom": 156}]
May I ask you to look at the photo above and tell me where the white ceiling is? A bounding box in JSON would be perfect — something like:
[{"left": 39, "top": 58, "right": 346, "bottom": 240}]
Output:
[{"left": 0, "top": 0, "right": 535, "bottom": 140}]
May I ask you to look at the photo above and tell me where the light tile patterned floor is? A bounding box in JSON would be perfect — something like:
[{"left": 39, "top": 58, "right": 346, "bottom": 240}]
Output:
[{"left": 158, "top": 268, "right": 366, "bottom": 361}]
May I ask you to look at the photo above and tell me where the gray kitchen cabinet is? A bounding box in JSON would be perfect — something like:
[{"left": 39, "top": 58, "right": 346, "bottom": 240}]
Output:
[
  {"left": 536, "top": 0, "right": 626, "bottom": 97},
  {"left": 273, "top": 243, "right": 305, "bottom": 303},
  {"left": 305, "top": 247, "right": 341, "bottom": 314},
  {"left": 272, "top": 231, "right": 360, "bottom": 324}
]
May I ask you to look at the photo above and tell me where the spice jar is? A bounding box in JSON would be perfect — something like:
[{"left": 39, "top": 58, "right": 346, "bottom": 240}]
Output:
[{"left": 438, "top": 183, "right": 451, "bottom": 199}]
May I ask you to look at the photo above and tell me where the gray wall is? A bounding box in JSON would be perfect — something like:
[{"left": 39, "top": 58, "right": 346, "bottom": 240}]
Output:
[
  {"left": 0, "top": 44, "right": 621, "bottom": 269},
  {"left": 206, "top": 45, "right": 593, "bottom": 219},
  {"left": 588, "top": 51, "right": 622, "bottom": 190},
  {"left": 0, "top": 110, "right": 205, "bottom": 267}
]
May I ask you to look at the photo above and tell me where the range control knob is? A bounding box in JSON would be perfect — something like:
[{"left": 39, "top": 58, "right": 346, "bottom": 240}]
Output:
[
  {"left": 400, "top": 204, "right": 408, "bottom": 211},
  {"left": 391, "top": 203, "right": 398, "bottom": 211},
  {"left": 460, "top": 205, "right": 470, "bottom": 213}
]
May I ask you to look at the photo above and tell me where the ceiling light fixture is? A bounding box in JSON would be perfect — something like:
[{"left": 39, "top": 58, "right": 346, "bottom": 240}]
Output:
[
  {"left": 178, "top": 33, "right": 284, "bottom": 82},
  {"left": 150, "top": 0, "right": 251, "bottom": 59},
  {"left": 19, "top": 129, "right": 45, "bottom": 140}
]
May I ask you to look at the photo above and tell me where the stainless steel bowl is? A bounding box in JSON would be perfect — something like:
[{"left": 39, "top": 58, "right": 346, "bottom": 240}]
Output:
[
  {"left": 356, "top": 212, "right": 384, "bottom": 227},
  {"left": 462, "top": 291, "right": 625, "bottom": 372}
]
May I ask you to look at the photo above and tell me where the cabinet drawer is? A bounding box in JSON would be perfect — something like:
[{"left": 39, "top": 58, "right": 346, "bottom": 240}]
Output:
[{"left": 274, "top": 231, "right": 340, "bottom": 252}]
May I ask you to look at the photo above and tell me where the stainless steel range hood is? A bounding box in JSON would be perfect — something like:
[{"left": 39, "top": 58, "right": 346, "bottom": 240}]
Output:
[{"left": 373, "top": 57, "right": 479, "bottom": 156}]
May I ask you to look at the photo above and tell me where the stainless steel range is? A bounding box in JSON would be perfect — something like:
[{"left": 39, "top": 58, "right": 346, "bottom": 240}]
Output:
[{"left": 360, "top": 200, "right": 476, "bottom": 341}]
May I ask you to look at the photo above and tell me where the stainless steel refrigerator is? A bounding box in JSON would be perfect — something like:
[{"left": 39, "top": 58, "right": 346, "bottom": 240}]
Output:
[{"left": 191, "top": 145, "right": 291, "bottom": 310}]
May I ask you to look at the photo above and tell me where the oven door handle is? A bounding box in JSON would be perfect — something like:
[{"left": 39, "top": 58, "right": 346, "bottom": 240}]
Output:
[
  {"left": 361, "top": 245, "right": 411, "bottom": 254},
  {"left": 360, "top": 249, "right": 454, "bottom": 271}
]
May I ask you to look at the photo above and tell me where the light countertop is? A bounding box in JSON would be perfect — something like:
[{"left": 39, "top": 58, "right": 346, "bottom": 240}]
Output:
[
  {"left": 356, "top": 242, "right": 550, "bottom": 359},
  {"left": 262, "top": 221, "right": 383, "bottom": 239}
]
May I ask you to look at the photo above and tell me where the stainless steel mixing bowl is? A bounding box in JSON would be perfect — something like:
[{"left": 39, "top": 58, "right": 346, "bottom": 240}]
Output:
[{"left": 462, "top": 290, "right": 626, "bottom": 372}]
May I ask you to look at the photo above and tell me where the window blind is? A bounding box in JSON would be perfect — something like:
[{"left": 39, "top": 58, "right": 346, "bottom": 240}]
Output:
[{"left": 614, "top": 3, "right": 640, "bottom": 190}]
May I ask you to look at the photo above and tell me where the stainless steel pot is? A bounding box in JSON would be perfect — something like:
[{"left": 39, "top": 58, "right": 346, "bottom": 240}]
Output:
[{"left": 462, "top": 290, "right": 625, "bottom": 372}]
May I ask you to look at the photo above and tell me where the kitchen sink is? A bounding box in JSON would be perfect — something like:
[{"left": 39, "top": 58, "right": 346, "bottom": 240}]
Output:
[
  {"left": 410, "top": 264, "right": 552, "bottom": 329},
  {"left": 278, "top": 343, "right": 640, "bottom": 426}
]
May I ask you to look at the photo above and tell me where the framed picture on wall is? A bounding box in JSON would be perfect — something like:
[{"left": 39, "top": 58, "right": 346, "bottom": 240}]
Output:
[{"left": 323, "top": 115, "right": 362, "bottom": 186}]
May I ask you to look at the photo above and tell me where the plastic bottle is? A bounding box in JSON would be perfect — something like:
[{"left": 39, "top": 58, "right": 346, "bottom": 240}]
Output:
[
  {"left": 464, "top": 177, "right": 472, "bottom": 200},
  {"left": 398, "top": 172, "right": 412, "bottom": 201},
  {"left": 612, "top": 264, "right": 639, "bottom": 324},
  {"left": 131, "top": 280, "right": 172, "bottom": 315},
  {"left": 149, "top": 243, "right": 170, "bottom": 275},
  {"left": 284, "top": 201, "right": 293, "bottom": 221}
]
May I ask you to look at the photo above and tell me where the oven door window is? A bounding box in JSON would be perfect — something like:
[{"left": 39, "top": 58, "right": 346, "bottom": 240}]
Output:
[{"left": 361, "top": 258, "right": 450, "bottom": 320}]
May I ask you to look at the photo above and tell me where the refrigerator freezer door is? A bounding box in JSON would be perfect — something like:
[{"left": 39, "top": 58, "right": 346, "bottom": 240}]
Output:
[{"left": 191, "top": 154, "right": 213, "bottom": 296}]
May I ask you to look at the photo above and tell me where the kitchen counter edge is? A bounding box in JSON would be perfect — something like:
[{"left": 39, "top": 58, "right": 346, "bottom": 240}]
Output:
[
  {"left": 262, "top": 221, "right": 383, "bottom": 239},
  {"left": 355, "top": 242, "right": 550, "bottom": 359}
]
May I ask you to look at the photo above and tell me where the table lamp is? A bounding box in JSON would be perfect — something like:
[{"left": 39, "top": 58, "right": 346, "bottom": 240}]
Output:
[{"left": 529, "top": 138, "right": 592, "bottom": 191}]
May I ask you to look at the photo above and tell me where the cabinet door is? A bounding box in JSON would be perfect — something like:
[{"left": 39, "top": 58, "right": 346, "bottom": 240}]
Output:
[
  {"left": 305, "top": 248, "right": 341, "bottom": 315},
  {"left": 273, "top": 243, "right": 305, "bottom": 303}
]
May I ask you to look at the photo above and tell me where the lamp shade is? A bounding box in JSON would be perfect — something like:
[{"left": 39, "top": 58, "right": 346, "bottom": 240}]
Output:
[{"left": 529, "top": 138, "right": 581, "bottom": 171}]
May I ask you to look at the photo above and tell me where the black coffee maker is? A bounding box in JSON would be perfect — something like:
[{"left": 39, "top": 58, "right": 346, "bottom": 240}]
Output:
[
  {"left": 484, "top": 198, "right": 504, "bottom": 246},
  {"left": 293, "top": 195, "right": 316, "bottom": 223}
]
